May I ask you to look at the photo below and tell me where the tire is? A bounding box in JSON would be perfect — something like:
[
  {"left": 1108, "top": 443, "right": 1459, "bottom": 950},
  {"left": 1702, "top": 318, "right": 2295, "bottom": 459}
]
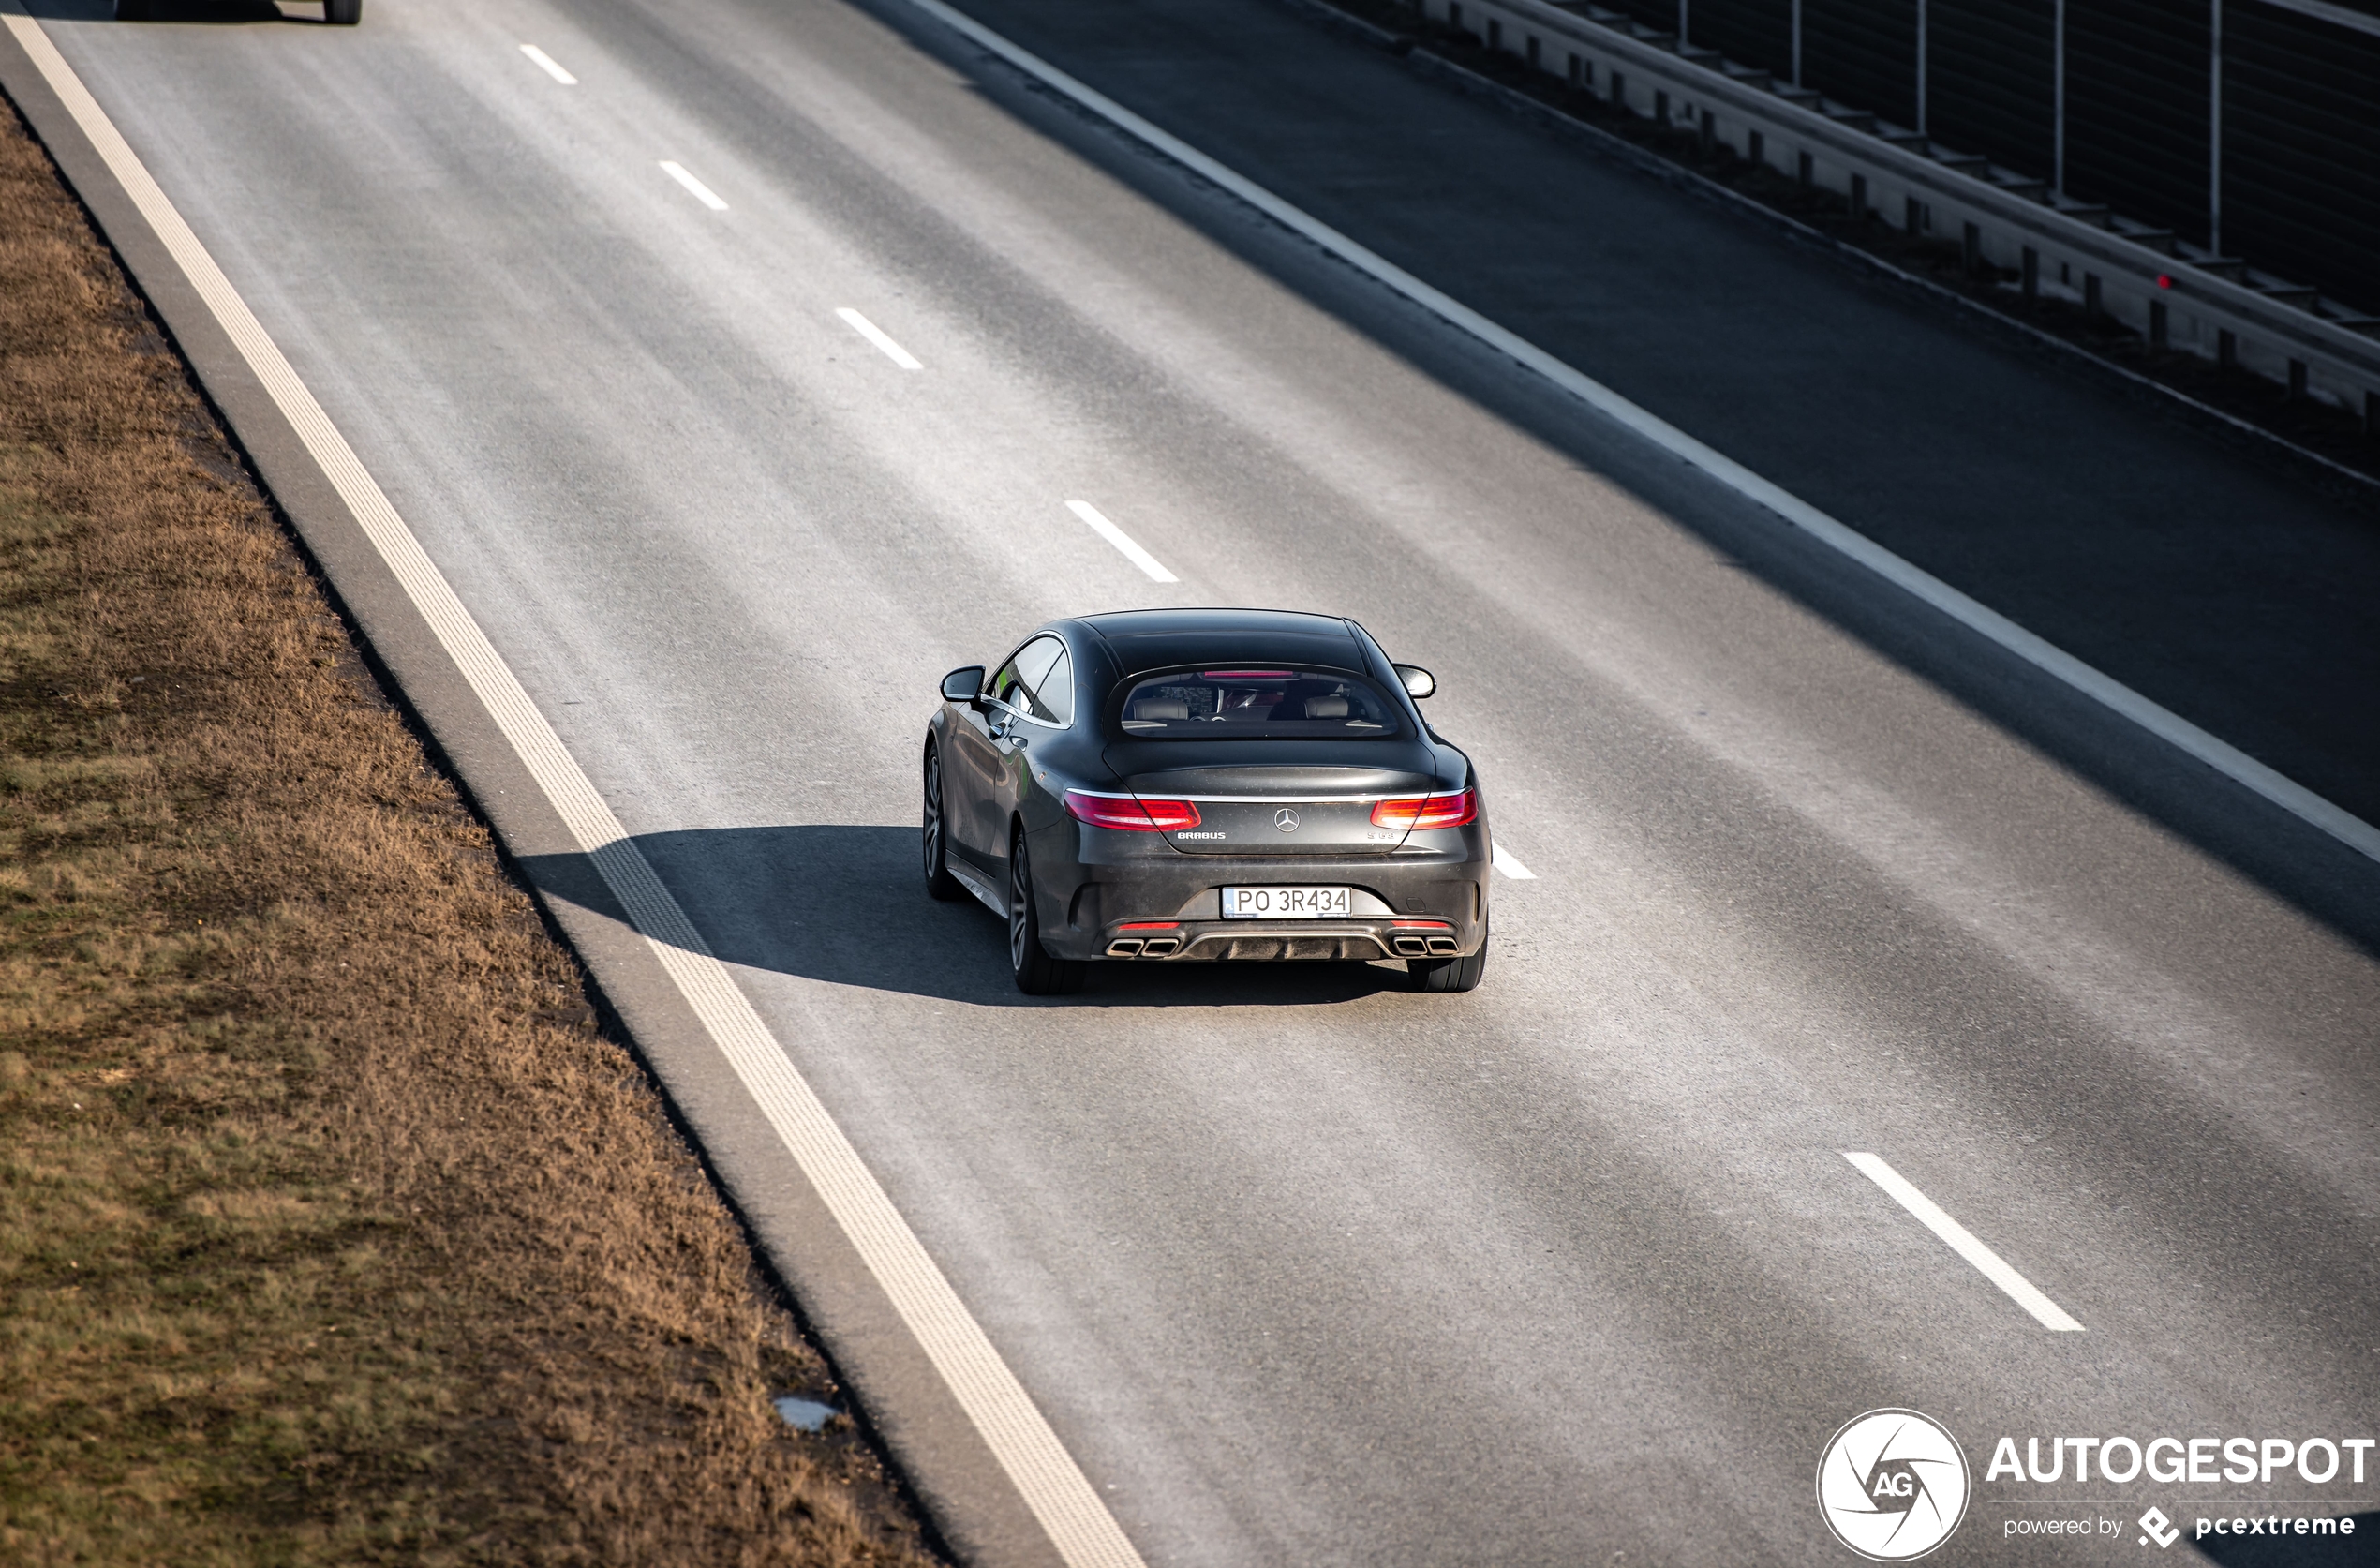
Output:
[
  {"left": 323, "top": 0, "right": 361, "bottom": 24},
  {"left": 1008, "top": 828, "right": 1083, "bottom": 996},
  {"left": 922, "top": 743, "right": 962, "bottom": 902},
  {"left": 1407, "top": 922, "right": 1488, "bottom": 993}
]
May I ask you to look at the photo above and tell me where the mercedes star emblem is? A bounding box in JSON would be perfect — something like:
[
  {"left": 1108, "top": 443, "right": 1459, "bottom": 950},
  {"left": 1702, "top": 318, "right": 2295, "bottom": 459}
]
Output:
[{"left": 1274, "top": 808, "right": 1300, "bottom": 832}]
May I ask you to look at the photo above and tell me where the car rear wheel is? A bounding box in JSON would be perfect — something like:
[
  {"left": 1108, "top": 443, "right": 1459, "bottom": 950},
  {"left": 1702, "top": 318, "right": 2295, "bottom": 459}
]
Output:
[
  {"left": 1009, "top": 829, "right": 1083, "bottom": 995},
  {"left": 1407, "top": 921, "right": 1487, "bottom": 993},
  {"left": 922, "top": 744, "right": 961, "bottom": 902},
  {"left": 323, "top": 0, "right": 361, "bottom": 23}
]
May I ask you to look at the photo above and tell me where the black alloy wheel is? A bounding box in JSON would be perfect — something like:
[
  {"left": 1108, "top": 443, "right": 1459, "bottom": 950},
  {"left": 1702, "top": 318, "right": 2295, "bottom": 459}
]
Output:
[
  {"left": 1407, "top": 918, "right": 1488, "bottom": 993},
  {"left": 922, "top": 744, "right": 961, "bottom": 902},
  {"left": 1008, "top": 828, "right": 1083, "bottom": 995}
]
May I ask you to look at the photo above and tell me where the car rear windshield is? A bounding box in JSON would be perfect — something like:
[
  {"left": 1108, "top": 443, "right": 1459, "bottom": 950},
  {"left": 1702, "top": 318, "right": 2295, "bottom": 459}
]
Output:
[{"left": 1116, "top": 668, "right": 1404, "bottom": 739}]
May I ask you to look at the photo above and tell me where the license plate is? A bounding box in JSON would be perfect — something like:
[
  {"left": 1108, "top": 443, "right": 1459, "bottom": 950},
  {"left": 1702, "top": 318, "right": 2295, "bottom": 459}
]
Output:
[{"left": 1221, "top": 886, "right": 1353, "bottom": 919}]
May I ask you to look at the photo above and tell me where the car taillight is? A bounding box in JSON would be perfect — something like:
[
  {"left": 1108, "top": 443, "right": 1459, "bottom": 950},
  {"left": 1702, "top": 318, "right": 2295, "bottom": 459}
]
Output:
[
  {"left": 1370, "top": 788, "right": 1478, "bottom": 830},
  {"left": 1135, "top": 798, "right": 1201, "bottom": 830},
  {"left": 1064, "top": 791, "right": 1202, "bottom": 831}
]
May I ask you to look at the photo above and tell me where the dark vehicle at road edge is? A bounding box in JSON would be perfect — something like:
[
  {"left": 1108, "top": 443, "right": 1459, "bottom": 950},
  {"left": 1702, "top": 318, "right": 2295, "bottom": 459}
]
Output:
[
  {"left": 114, "top": 0, "right": 359, "bottom": 22},
  {"left": 924, "top": 608, "right": 1490, "bottom": 995}
]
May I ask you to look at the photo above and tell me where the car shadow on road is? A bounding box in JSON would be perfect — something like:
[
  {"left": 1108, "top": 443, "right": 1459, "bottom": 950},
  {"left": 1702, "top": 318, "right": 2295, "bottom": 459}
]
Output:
[{"left": 518, "top": 824, "right": 1411, "bottom": 1008}]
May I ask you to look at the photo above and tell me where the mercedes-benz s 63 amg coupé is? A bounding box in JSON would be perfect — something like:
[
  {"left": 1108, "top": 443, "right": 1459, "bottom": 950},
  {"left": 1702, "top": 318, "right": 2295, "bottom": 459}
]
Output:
[{"left": 923, "top": 608, "right": 1490, "bottom": 995}]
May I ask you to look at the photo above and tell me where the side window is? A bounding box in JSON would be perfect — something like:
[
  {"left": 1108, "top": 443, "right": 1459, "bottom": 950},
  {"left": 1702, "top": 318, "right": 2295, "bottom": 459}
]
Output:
[
  {"left": 1037, "top": 647, "right": 1073, "bottom": 726},
  {"left": 986, "top": 644, "right": 1032, "bottom": 709},
  {"left": 989, "top": 636, "right": 1071, "bottom": 726}
]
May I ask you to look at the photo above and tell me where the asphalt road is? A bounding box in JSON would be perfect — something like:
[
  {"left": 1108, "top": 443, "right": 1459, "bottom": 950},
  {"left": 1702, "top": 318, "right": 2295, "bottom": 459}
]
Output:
[{"left": 19, "top": 0, "right": 2380, "bottom": 1561}]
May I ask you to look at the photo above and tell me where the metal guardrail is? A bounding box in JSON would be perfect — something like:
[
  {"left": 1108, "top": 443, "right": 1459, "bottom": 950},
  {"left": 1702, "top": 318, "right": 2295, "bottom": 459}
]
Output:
[{"left": 1421, "top": 0, "right": 2380, "bottom": 426}]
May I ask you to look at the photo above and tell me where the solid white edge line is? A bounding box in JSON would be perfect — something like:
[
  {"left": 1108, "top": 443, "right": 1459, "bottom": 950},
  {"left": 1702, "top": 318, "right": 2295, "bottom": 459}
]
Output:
[
  {"left": 1490, "top": 843, "right": 1536, "bottom": 879},
  {"left": 901, "top": 0, "right": 2380, "bottom": 870},
  {"left": 659, "top": 159, "right": 728, "bottom": 211},
  {"left": 837, "top": 306, "right": 924, "bottom": 369},
  {"left": 1844, "top": 1153, "right": 2084, "bottom": 1332},
  {"left": 518, "top": 43, "right": 577, "bottom": 85},
  {"left": 1065, "top": 499, "right": 1178, "bottom": 583},
  {"left": 0, "top": 15, "right": 1145, "bottom": 1567}
]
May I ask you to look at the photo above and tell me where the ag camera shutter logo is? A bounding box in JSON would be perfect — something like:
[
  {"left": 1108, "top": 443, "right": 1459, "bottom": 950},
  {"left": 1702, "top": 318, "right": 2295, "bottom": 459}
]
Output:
[{"left": 1818, "top": 1409, "right": 1972, "bottom": 1561}]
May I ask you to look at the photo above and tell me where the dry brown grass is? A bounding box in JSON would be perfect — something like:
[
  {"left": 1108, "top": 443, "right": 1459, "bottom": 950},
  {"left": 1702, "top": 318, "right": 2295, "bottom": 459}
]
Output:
[{"left": 0, "top": 96, "right": 940, "bottom": 1568}]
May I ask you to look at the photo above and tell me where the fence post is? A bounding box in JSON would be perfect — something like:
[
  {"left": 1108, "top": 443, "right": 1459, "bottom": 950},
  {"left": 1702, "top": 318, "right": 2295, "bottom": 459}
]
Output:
[
  {"left": 2053, "top": 0, "right": 2067, "bottom": 193},
  {"left": 1917, "top": 0, "right": 1929, "bottom": 135},
  {"left": 2209, "top": 0, "right": 2224, "bottom": 253}
]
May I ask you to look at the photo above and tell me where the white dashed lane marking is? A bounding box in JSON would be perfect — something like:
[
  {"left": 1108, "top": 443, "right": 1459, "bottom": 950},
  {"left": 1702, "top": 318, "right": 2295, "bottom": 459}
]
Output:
[
  {"left": 837, "top": 307, "right": 923, "bottom": 369},
  {"left": 1066, "top": 500, "right": 1176, "bottom": 583},
  {"left": 518, "top": 43, "right": 576, "bottom": 84},
  {"left": 1846, "top": 1153, "right": 2084, "bottom": 1332},
  {"left": 1491, "top": 844, "right": 1534, "bottom": 880},
  {"left": 659, "top": 160, "right": 728, "bottom": 211}
]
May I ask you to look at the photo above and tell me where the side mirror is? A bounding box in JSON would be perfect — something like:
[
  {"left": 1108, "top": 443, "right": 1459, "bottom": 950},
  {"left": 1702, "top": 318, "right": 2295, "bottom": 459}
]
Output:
[
  {"left": 941, "top": 665, "right": 986, "bottom": 704},
  {"left": 1393, "top": 664, "right": 1436, "bottom": 700}
]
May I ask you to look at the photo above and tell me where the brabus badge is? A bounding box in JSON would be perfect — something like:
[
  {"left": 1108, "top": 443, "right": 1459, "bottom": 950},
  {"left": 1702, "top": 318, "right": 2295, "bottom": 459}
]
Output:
[{"left": 1274, "top": 808, "right": 1300, "bottom": 832}]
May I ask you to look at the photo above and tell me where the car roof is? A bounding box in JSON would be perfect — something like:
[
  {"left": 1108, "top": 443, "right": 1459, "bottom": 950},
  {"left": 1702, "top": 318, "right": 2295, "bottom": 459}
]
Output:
[{"left": 1074, "top": 608, "right": 1366, "bottom": 676}]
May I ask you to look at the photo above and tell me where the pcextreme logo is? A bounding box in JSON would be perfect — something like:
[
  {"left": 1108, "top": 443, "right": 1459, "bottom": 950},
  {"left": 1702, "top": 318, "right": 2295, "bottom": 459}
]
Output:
[{"left": 1818, "top": 1409, "right": 1973, "bottom": 1561}]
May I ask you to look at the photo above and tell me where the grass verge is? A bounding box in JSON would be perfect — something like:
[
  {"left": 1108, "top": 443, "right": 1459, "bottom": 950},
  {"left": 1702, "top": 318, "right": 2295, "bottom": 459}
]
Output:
[{"left": 0, "top": 90, "right": 939, "bottom": 1568}]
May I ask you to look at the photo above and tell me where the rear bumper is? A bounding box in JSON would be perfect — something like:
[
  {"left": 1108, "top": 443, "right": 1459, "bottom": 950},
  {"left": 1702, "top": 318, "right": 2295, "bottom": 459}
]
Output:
[
  {"left": 1032, "top": 819, "right": 1490, "bottom": 963},
  {"left": 1099, "top": 922, "right": 1471, "bottom": 963}
]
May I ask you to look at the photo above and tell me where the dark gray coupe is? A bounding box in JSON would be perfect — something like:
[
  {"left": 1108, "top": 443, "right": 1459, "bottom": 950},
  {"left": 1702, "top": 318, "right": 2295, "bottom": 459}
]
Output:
[{"left": 923, "top": 608, "right": 1491, "bottom": 994}]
